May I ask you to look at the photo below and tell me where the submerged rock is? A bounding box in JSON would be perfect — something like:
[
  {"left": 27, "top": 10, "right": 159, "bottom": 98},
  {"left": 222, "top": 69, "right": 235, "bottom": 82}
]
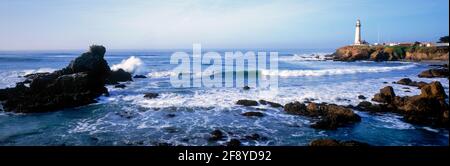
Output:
[
  {"left": 226, "top": 139, "right": 241, "bottom": 147},
  {"left": 209, "top": 130, "right": 224, "bottom": 141},
  {"left": 241, "top": 112, "right": 264, "bottom": 117},
  {"left": 144, "top": 93, "right": 159, "bottom": 99},
  {"left": 258, "top": 100, "right": 283, "bottom": 108},
  {"left": 243, "top": 86, "right": 250, "bottom": 90},
  {"left": 309, "top": 139, "right": 370, "bottom": 146},
  {"left": 236, "top": 100, "right": 258, "bottom": 106},
  {"left": 0, "top": 45, "right": 111, "bottom": 113},
  {"left": 358, "top": 95, "right": 367, "bottom": 100},
  {"left": 133, "top": 75, "right": 147, "bottom": 78}
]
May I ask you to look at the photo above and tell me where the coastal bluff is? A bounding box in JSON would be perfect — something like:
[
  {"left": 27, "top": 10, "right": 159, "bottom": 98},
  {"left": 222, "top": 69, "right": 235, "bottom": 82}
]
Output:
[{"left": 332, "top": 45, "right": 449, "bottom": 61}]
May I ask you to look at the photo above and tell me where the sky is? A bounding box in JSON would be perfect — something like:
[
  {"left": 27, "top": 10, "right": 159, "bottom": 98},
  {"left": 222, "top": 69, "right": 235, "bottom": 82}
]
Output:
[{"left": 0, "top": 0, "right": 449, "bottom": 50}]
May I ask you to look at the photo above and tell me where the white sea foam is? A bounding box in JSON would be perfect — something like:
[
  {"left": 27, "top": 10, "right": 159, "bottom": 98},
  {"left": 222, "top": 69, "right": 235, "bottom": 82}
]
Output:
[
  {"left": 22, "top": 68, "right": 56, "bottom": 75},
  {"left": 147, "top": 70, "right": 176, "bottom": 78},
  {"left": 262, "top": 64, "right": 416, "bottom": 77},
  {"left": 278, "top": 53, "right": 332, "bottom": 62},
  {"left": 0, "top": 68, "right": 57, "bottom": 88},
  {"left": 111, "top": 56, "right": 144, "bottom": 73}
]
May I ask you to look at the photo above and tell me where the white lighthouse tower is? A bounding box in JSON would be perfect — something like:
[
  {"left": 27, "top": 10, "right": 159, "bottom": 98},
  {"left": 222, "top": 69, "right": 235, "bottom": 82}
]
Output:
[{"left": 354, "top": 19, "right": 362, "bottom": 45}]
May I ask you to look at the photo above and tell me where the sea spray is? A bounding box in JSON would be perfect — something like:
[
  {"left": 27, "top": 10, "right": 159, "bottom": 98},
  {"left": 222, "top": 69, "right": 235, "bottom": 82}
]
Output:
[{"left": 111, "top": 56, "right": 144, "bottom": 73}]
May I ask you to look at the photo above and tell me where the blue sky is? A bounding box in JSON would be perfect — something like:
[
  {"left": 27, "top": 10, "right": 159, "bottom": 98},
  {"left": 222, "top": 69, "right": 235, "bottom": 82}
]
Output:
[{"left": 0, "top": 0, "right": 448, "bottom": 50}]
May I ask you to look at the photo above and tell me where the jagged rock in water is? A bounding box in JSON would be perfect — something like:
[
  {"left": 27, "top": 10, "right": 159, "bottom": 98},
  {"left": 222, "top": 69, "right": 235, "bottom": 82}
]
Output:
[
  {"left": 106, "top": 69, "right": 132, "bottom": 84},
  {"left": 0, "top": 45, "right": 111, "bottom": 113},
  {"left": 236, "top": 99, "right": 258, "bottom": 106}
]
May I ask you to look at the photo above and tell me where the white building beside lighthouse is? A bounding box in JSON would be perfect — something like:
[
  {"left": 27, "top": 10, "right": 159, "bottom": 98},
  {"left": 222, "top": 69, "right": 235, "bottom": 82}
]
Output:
[{"left": 354, "top": 19, "right": 362, "bottom": 45}]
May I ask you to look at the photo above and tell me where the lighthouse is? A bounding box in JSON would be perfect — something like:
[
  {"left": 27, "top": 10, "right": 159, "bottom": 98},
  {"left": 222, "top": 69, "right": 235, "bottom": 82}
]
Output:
[{"left": 354, "top": 19, "right": 362, "bottom": 45}]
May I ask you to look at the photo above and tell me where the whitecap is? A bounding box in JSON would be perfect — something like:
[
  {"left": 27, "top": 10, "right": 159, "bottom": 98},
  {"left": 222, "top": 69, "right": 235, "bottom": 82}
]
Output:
[
  {"left": 111, "top": 56, "right": 144, "bottom": 73},
  {"left": 262, "top": 64, "right": 416, "bottom": 77}
]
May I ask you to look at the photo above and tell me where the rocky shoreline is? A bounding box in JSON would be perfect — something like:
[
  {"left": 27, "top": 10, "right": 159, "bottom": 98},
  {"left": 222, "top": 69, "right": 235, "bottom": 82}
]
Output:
[
  {"left": 0, "top": 45, "right": 448, "bottom": 146},
  {"left": 332, "top": 45, "right": 449, "bottom": 62}
]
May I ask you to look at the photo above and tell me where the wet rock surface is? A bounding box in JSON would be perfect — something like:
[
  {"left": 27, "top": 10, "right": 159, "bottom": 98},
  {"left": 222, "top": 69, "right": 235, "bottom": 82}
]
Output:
[
  {"left": 236, "top": 100, "right": 258, "bottom": 106},
  {"left": 0, "top": 45, "right": 112, "bottom": 113},
  {"left": 284, "top": 102, "right": 361, "bottom": 130},
  {"left": 363, "top": 82, "right": 449, "bottom": 128}
]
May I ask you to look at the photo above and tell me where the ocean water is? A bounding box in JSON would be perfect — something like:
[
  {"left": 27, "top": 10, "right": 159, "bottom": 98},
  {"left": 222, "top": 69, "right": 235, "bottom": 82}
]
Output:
[{"left": 0, "top": 49, "right": 448, "bottom": 146}]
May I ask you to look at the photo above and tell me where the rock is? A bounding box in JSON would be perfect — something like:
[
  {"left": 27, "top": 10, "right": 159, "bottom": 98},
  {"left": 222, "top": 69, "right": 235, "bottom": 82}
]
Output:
[
  {"left": 372, "top": 86, "right": 396, "bottom": 103},
  {"left": 245, "top": 134, "right": 261, "bottom": 140},
  {"left": 285, "top": 102, "right": 361, "bottom": 130},
  {"left": 144, "top": 93, "right": 159, "bottom": 99},
  {"left": 226, "top": 139, "right": 241, "bottom": 147},
  {"left": 367, "top": 82, "right": 449, "bottom": 128},
  {"left": 309, "top": 139, "right": 340, "bottom": 146},
  {"left": 418, "top": 68, "right": 448, "bottom": 78},
  {"left": 419, "top": 81, "right": 447, "bottom": 100},
  {"left": 243, "top": 86, "right": 250, "bottom": 90},
  {"left": 259, "top": 100, "right": 283, "bottom": 108},
  {"left": 236, "top": 99, "right": 258, "bottom": 106},
  {"left": 332, "top": 45, "right": 449, "bottom": 62},
  {"left": 332, "top": 46, "right": 372, "bottom": 61},
  {"left": 395, "top": 78, "right": 428, "bottom": 88},
  {"left": 309, "top": 139, "right": 370, "bottom": 146},
  {"left": 133, "top": 75, "right": 147, "bottom": 78},
  {"left": 166, "top": 114, "right": 176, "bottom": 118},
  {"left": 396, "top": 78, "right": 412, "bottom": 85},
  {"left": 310, "top": 104, "right": 361, "bottom": 130},
  {"left": 356, "top": 101, "right": 391, "bottom": 113},
  {"left": 106, "top": 69, "right": 132, "bottom": 84},
  {"left": 358, "top": 95, "right": 367, "bottom": 100},
  {"left": 114, "top": 84, "right": 126, "bottom": 89},
  {"left": 241, "top": 112, "right": 264, "bottom": 117},
  {"left": 0, "top": 45, "right": 111, "bottom": 113},
  {"left": 209, "top": 130, "right": 224, "bottom": 141},
  {"left": 284, "top": 102, "right": 307, "bottom": 115}
]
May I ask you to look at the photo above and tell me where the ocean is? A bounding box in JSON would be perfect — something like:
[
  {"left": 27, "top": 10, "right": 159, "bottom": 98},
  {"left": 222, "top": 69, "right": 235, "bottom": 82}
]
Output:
[{"left": 0, "top": 49, "right": 448, "bottom": 146}]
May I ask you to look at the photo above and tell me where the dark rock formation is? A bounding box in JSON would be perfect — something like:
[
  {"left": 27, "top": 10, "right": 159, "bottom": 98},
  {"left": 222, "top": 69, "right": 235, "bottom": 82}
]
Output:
[
  {"left": 395, "top": 78, "right": 427, "bottom": 88},
  {"left": 236, "top": 99, "right": 258, "bottom": 106},
  {"left": 418, "top": 68, "right": 448, "bottom": 78},
  {"left": 372, "top": 86, "right": 396, "bottom": 103},
  {"left": 0, "top": 45, "right": 111, "bottom": 113},
  {"left": 209, "top": 130, "right": 224, "bottom": 141},
  {"left": 226, "top": 139, "right": 241, "bottom": 146},
  {"left": 259, "top": 100, "right": 283, "bottom": 108},
  {"left": 241, "top": 112, "right": 264, "bottom": 117},
  {"left": 309, "top": 139, "right": 370, "bottom": 146},
  {"left": 284, "top": 102, "right": 361, "bottom": 130},
  {"left": 358, "top": 95, "right": 367, "bottom": 100},
  {"left": 133, "top": 75, "right": 147, "bottom": 79},
  {"left": 332, "top": 45, "right": 448, "bottom": 61},
  {"left": 245, "top": 134, "right": 261, "bottom": 140},
  {"left": 144, "top": 93, "right": 159, "bottom": 99},
  {"left": 106, "top": 69, "right": 132, "bottom": 84},
  {"left": 363, "top": 82, "right": 448, "bottom": 128}
]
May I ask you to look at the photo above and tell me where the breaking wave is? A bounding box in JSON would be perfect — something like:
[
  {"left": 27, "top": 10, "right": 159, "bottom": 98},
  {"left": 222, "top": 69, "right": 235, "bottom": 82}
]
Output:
[
  {"left": 262, "top": 64, "right": 416, "bottom": 77},
  {"left": 111, "top": 56, "right": 144, "bottom": 73}
]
